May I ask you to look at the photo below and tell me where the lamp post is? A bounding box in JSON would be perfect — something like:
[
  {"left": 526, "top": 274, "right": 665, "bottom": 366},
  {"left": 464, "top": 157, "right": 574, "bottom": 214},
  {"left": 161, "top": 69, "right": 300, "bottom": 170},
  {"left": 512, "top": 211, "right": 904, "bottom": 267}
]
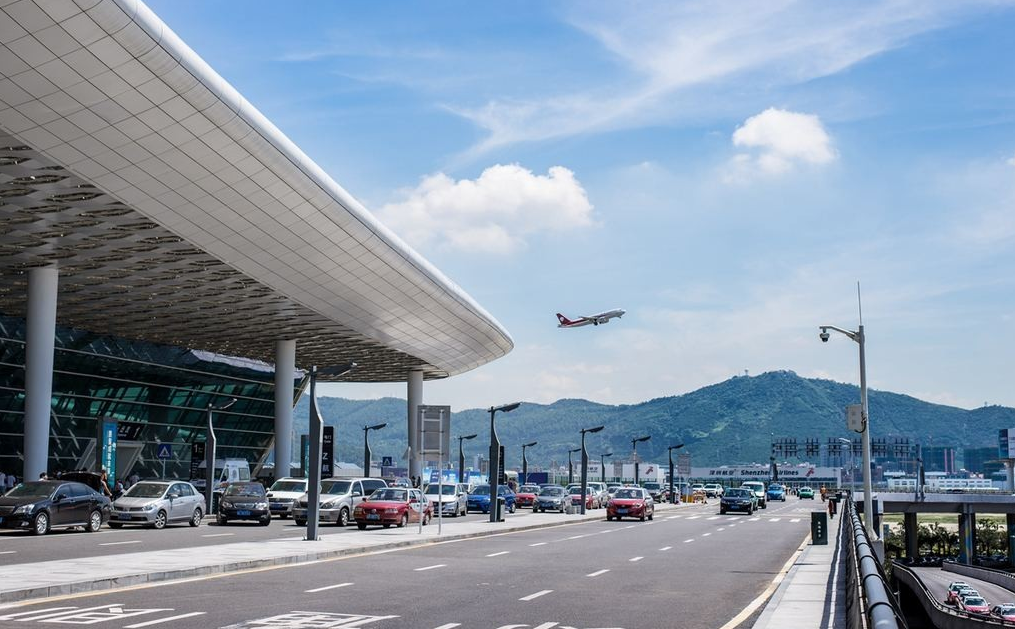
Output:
[
  {"left": 204, "top": 397, "right": 237, "bottom": 516},
  {"left": 305, "top": 363, "right": 356, "bottom": 541},
  {"left": 362, "top": 423, "right": 387, "bottom": 478},
  {"left": 631, "top": 435, "right": 650, "bottom": 485},
  {"left": 820, "top": 320, "right": 872, "bottom": 537},
  {"left": 457, "top": 433, "right": 477, "bottom": 483},
  {"left": 580, "top": 426, "right": 604, "bottom": 515},
  {"left": 488, "top": 402, "right": 520, "bottom": 523},
  {"left": 668, "top": 444, "right": 685, "bottom": 504},
  {"left": 521, "top": 441, "right": 537, "bottom": 485},
  {"left": 600, "top": 452, "right": 613, "bottom": 484},
  {"left": 568, "top": 448, "right": 581, "bottom": 485}
]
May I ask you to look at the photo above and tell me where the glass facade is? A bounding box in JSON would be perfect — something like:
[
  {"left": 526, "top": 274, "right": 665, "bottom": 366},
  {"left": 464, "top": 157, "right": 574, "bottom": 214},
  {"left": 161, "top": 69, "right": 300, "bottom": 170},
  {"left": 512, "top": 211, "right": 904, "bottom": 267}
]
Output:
[{"left": 0, "top": 315, "right": 304, "bottom": 483}]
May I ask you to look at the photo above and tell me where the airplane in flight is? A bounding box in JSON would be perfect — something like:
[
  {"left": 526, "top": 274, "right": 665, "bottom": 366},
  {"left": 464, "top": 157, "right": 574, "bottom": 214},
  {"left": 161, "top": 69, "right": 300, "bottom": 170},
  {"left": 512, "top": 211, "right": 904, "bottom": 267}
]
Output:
[{"left": 556, "top": 309, "right": 626, "bottom": 328}]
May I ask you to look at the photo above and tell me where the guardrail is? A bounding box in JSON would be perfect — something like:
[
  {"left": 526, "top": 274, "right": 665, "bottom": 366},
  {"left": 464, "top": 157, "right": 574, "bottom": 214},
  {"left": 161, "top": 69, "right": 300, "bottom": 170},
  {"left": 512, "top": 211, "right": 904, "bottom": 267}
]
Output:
[
  {"left": 892, "top": 562, "right": 1009, "bottom": 628},
  {"left": 844, "top": 498, "right": 908, "bottom": 629}
]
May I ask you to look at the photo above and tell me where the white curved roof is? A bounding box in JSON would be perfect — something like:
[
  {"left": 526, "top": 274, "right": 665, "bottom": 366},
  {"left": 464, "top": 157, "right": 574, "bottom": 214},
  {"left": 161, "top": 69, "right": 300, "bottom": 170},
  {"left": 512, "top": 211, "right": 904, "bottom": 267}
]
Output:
[{"left": 0, "top": 0, "right": 512, "bottom": 380}]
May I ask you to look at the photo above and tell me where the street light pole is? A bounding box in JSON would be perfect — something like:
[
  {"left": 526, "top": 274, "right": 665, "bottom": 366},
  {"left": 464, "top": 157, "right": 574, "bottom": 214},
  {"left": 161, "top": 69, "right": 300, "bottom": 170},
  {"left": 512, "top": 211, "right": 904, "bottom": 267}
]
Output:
[
  {"left": 600, "top": 452, "right": 613, "bottom": 484},
  {"left": 362, "top": 423, "right": 387, "bottom": 478},
  {"left": 580, "top": 426, "right": 604, "bottom": 515},
  {"left": 568, "top": 448, "right": 580, "bottom": 485},
  {"left": 488, "top": 402, "right": 520, "bottom": 523},
  {"left": 820, "top": 321, "right": 873, "bottom": 538},
  {"left": 457, "top": 433, "right": 477, "bottom": 483},
  {"left": 631, "top": 435, "right": 650, "bottom": 485},
  {"left": 204, "top": 397, "right": 237, "bottom": 516},
  {"left": 668, "top": 444, "right": 685, "bottom": 504},
  {"left": 521, "top": 441, "right": 537, "bottom": 485},
  {"left": 305, "top": 363, "right": 356, "bottom": 541}
]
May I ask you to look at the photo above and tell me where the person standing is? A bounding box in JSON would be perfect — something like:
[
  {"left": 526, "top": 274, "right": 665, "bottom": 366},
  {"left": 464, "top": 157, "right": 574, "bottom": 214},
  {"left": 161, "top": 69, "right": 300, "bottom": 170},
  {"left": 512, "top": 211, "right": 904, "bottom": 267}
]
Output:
[
  {"left": 0, "top": 470, "right": 6, "bottom": 491},
  {"left": 99, "top": 468, "right": 113, "bottom": 499},
  {"left": 5, "top": 474, "right": 15, "bottom": 490}
]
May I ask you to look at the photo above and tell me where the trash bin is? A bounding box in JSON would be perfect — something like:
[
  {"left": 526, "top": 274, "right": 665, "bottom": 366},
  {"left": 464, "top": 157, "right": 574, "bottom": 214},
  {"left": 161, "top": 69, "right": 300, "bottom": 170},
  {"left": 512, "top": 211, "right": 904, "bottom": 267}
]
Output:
[
  {"left": 811, "top": 511, "right": 828, "bottom": 545},
  {"left": 495, "top": 497, "right": 506, "bottom": 522}
]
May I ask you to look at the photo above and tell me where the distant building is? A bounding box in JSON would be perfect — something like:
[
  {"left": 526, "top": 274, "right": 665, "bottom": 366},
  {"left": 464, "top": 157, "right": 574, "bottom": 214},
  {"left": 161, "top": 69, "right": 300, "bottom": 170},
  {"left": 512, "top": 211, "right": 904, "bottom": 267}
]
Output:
[
  {"left": 964, "top": 447, "right": 1001, "bottom": 476},
  {"left": 922, "top": 446, "right": 957, "bottom": 474}
]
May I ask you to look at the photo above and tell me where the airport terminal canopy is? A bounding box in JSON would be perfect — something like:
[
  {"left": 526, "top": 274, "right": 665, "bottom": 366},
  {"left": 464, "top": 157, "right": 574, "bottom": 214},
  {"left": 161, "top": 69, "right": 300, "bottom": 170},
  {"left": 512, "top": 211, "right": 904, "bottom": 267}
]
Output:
[{"left": 0, "top": 0, "right": 513, "bottom": 382}]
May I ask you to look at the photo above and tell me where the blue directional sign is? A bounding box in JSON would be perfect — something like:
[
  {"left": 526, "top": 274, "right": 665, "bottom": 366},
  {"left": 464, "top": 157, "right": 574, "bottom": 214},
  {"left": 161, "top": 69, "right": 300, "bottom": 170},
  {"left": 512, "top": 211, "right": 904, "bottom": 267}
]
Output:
[
  {"left": 382, "top": 456, "right": 393, "bottom": 467},
  {"left": 156, "top": 443, "right": 173, "bottom": 460}
]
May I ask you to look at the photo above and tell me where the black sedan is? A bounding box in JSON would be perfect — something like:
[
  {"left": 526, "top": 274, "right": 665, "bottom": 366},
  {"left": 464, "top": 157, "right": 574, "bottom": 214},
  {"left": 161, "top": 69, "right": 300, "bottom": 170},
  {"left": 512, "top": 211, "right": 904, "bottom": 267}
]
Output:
[
  {"left": 0, "top": 480, "right": 111, "bottom": 535},
  {"left": 720, "top": 487, "right": 755, "bottom": 515},
  {"left": 216, "top": 482, "right": 270, "bottom": 525}
]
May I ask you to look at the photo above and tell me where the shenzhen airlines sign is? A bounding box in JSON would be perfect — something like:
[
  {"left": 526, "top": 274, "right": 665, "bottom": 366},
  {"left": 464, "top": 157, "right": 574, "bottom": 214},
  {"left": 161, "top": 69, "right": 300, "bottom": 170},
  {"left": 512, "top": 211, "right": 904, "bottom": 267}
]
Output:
[{"left": 690, "top": 466, "right": 837, "bottom": 479}]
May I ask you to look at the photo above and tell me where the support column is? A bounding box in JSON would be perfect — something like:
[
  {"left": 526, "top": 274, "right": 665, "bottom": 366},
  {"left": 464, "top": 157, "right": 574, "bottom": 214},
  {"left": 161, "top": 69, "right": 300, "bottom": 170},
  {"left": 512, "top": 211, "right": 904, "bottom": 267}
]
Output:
[
  {"left": 904, "top": 512, "right": 919, "bottom": 561},
  {"left": 959, "top": 511, "right": 975, "bottom": 565},
  {"left": 23, "top": 267, "right": 58, "bottom": 481},
  {"left": 407, "top": 370, "right": 423, "bottom": 480},
  {"left": 273, "top": 340, "right": 296, "bottom": 481}
]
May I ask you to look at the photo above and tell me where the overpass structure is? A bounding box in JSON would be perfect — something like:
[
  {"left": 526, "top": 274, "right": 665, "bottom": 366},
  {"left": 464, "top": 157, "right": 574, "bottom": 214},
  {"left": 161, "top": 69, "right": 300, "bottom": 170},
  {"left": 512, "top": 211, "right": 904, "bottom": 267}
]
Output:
[{"left": 0, "top": 0, "right": 512, "bottom": 481}]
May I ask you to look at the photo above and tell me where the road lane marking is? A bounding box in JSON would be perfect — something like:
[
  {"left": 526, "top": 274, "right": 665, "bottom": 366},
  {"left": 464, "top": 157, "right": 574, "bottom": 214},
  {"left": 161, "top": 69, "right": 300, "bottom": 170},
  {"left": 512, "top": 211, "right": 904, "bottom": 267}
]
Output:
[
  {"left": 529, "top": 542, "right": 547, "bottom": 546},
  {"left": 717, "top": 532, "right": 810, "bottom": 629},
  {"left": 725, "top": 517, "right": 738, "bottom": 521},
  {"left": 305, "top": 582, "right": 353, "bottom": 593},
  {"left": 717, "top": 527, "right": 725, "bottom": 532},
  {"left": 600, "top": 529, "right": 614, "bottom": 533},
  {"left": 431, "top": 625, "right": 461, "bottom": 629},
  {"left": 124, "top": 612, "right": 207, "bottom": 628},
  {"left": 770, "top": 518, "right": 781, "bottom": 522},
  {"left": 630, "top": 556, "right": 643, "bottom": 562},
  {"left": 201, "top": 533, "right": 234, "bottom": 538},
  {"left": 702, "top": 533, "right": 711, "bottom": 537},
  {"left": 749, "top": 517, "right": 760, "bottom": 521},
  {"left": 0, "top": 607, "right": 79, "bottom": 620},
  {"left": 0, "top": 550, "right": 16, "bottom": 555},
  {"left": 659, "top": 546, "right": 672, "bottom": 551},
  {"left": 666, "top": 515, "right": 681, "bottom": 519},
  {"left": 791, "top": 518, "right": 801, "bottom": 523},
  {"left": 586, "top": 569, "right": 610, "bottom": 577},
  {"left": 728, "top": 524, "right": 737, "bottom": 527},
  {"left": 486, "top": 551, "right": 510, "bottom": 557},
  {"left": 707, "top": 516, "right": 720, "bottom": 520},
  {"left": 414, "top": 564, "right": 446, "bottom": 571},
  {"left": 686, "top": 515, "right": 701, "bottom": 520},
  {"left": 567, "top": 534, "right": 586, "bottom": 539},
  {"left": 519, "top": 589, "right": 553, "bottom": 601},
  {"left": 624, "top": 525, "right": 636, "bottom": 529},
  {"left": 99, "top": 540, "right": 142, "bottom": 546},
  {"left": 683, "top": 538, "right": 694, "bottom": 543}
]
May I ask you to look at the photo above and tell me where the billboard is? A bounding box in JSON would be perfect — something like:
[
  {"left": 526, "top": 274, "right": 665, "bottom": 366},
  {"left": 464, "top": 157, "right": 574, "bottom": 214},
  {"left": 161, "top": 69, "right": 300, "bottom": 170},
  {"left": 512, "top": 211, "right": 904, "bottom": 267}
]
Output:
[
  {"left": 418, "top": 405, "right": 451, "bottom": 458},
  {"left": 690, "top": 466, "right": 838, "bottom": 480}
]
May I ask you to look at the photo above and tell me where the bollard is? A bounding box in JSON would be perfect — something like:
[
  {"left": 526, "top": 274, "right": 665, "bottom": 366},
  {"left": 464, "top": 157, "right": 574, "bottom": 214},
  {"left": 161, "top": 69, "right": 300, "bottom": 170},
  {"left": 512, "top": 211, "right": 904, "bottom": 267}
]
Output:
[{"left": 811, "top": 511, "right": 828, "bottom": 545}]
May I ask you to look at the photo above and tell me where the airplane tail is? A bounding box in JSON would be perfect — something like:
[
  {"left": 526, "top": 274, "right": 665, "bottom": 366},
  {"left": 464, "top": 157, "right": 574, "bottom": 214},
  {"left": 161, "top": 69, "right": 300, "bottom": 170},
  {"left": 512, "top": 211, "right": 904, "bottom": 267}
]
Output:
[{"left": 556, "top": 313, "right": 574, "bottom": 326}]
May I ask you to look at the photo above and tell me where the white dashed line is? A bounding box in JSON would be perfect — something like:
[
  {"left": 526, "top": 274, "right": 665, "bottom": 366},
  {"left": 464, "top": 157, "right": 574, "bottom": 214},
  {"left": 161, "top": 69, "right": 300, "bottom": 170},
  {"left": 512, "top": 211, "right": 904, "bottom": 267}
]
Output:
[
  {"left": 567, "top": 534, "right": 586, "bottom": 540},
  {"left": 684, "top": 538, "right": 695, "bottom": 543},
  {"left": 519, "top": 589, "right": 553, "bottom": 601},
  {"left": 431, "top": 625, "right": 461, "bottom": 629},
  {"left": 666, "top": 515, "right": 682, "bottom": 520},
  {"left": 686, "top": 515, "right": 701, "bottom": 520},
  {"left": 770, "top": 518, "right": 781, "bottom": 522},
  {"left": 717, "top": 527, "right": 725, "bottom": 532},
  {"left": 201, "top": 533, "right": 234, "bottom": 538},
  {"left": 749, "top": 517, "right": 760, "bottom": 521},
  {"left": 414, "top": 564, "right": 446, "bottom": 572},
  {"left": 659, "top": 546, "right": 672, "bottom": 551},
  {"left": 486, "top": 551, "right": 510, "bottom": 557},
  {"left": 587, "top": 569, "right": 610, "bottom": 577},
  {"left": 124, "top": 613, "right": 207, "bottom": 628},
  {"left": 0, "top": 550, "right": 16, "bottom": 555},
  {"left": 702, "top": 533, "right": 711, "bottom": 537},
  {"left": 624, "top": 525, "right": 636, "bottom": 529},
  {"left": 98, "top": 540, "right": 142, "bottom": 546},
  {"left": 630, "top": 556, "right": 644, "bottom": 562},
  {"left": 707, "top": 516, "right": 720, "bottom": 520},
  {"left": 529, "top": 542, "right": 547, "bottom": 547},
  {"left": 305, "top": 582, "right": 353, "bottom": 593},
  {"left": 791, "top": 518, "right": 801, "bottom": 523}
]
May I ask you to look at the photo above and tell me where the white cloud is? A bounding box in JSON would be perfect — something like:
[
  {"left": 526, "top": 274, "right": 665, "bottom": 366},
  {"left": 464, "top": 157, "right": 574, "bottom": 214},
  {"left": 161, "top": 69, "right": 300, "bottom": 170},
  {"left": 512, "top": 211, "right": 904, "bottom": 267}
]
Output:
[
  {"left": 377, "top": 164, "right": 594, "bottom": 254},
  {"left": 727, "top": 108, "right": 836, "bottom": 179},
  {"left": 1007, "top": 154, "right": 1015, "bottom": 167}
]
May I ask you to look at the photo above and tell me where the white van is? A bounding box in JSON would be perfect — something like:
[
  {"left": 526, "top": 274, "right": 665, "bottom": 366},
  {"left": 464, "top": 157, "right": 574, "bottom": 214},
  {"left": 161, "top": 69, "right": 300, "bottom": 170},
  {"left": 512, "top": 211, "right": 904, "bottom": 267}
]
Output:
[{"left": 191, "top": 458, "right": 251, "bottom": 493}]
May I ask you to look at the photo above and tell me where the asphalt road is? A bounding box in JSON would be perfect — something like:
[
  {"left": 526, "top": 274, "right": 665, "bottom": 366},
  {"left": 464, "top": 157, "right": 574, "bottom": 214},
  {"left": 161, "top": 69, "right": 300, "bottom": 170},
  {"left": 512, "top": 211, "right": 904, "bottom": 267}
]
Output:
[
  {"left": 911, "top": 567, "right": 1015, "bottom": 609},
  {"left": 0, "top": 501, "right": 816, "bottom": 629}
]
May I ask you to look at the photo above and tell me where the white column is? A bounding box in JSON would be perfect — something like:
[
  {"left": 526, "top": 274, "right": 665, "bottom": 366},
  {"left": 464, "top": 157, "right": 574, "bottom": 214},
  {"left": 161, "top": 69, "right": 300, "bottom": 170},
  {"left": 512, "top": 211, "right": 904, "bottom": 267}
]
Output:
[
  {"left": 274, "top": 340, "right": 296, "bottom": 480},
  {"left": 407, "top": 369, "right": 423, "bottom": 480},
  {"left": 23, "top": 267, "right": 58, "bottom": 480}
]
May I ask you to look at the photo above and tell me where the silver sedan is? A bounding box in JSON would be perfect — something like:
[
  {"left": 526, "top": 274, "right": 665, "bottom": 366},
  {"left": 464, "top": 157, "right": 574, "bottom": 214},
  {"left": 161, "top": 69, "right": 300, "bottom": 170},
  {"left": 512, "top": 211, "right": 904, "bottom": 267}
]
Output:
[{"left": 109, "top": 480, "right": 204, "bottom": 529}]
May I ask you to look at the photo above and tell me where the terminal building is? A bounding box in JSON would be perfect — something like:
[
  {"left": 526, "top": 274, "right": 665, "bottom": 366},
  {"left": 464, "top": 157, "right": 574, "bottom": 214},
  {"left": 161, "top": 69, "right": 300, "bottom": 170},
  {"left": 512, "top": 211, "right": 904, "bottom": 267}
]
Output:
[{"left": 0, "top": 1, "right": 512, "bottom": 483}]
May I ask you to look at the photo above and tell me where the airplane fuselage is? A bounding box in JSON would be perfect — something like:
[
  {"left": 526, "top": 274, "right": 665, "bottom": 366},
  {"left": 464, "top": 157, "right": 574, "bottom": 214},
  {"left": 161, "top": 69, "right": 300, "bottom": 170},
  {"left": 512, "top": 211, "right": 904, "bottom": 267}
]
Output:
[{"left": 557, "top": 309, "right": 626, "bottom": 328}]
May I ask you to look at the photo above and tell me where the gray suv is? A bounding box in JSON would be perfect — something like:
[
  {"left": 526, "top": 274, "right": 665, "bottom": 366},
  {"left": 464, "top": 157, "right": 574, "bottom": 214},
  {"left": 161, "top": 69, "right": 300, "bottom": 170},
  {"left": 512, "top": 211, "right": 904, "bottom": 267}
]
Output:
[{"left": 292, "top": 477, "right": 387, "bottom": 527}]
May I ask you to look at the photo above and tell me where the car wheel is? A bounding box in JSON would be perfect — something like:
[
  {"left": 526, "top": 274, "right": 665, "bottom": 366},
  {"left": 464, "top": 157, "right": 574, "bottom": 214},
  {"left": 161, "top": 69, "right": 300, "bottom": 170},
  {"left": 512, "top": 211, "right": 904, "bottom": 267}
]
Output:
[
  {"left": 640, "top": 513, "right": 646, "bottom": 522},
  {"left": 509, "top": 502, "right": 515, "bottom": 514},
  {"left": 32, "top": 511, "right": 50, "bottom": 535},
  {"left": 337, "top": 508, "right": 350, "bottom": 527},
  {"left": 648, "top": 510, "right": 654, "bottom": 521},
  {"left": 260, "top": 516, "right": 271, "bottom": 526},
  {"left": 217, "top": 515, "right": 228, "bottom": 526},
  {"left": 357, "top": 522, "right": 367, "bottom": 530},
  {"left": 86, "top": 509, "right": 103, "bottom": 532},
  {"left": 152, "top": 510, "right": 168, "bottom": 530},
  {"left": 108, "top": 521, "right": 123, "bottom": 528},
  {"left": 398, "top": 513, "right": 409, "bottom": 528},
  {"left": 190, "top": 508, "right": 203, "bottom": 527},
  {"left": 383, "top": 523, "right": 391, "bottom": 528},
  {"left": 606, "top": 515, "right": 613, "bottom": 521},
  {"left": 294, "top": 519, "right": 306, "bottom": 527},
  {"left": 720, "top": 507, "right": 726, "bottom": 515}
]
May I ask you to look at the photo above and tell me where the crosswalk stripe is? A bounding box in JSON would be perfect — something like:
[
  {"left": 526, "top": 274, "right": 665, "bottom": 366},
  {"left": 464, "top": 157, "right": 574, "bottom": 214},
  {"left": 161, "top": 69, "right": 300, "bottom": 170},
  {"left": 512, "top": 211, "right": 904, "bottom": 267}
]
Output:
[{"left": 791, "top": 518, "right": 801, "bottom": 523}]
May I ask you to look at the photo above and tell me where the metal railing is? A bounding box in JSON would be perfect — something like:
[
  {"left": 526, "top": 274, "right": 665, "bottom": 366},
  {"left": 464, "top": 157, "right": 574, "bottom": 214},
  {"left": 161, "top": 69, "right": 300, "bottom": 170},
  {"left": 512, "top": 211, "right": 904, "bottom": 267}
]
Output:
[{"left": 844, "top": 498, "right": 908, "bottom": 629}]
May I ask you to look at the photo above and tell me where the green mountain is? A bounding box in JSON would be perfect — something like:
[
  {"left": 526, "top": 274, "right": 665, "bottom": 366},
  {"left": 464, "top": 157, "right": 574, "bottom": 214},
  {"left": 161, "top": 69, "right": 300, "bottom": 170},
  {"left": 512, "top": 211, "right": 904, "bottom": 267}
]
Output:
[{"left": 293, "top": 370, "right": 1015, "bottom": 469}]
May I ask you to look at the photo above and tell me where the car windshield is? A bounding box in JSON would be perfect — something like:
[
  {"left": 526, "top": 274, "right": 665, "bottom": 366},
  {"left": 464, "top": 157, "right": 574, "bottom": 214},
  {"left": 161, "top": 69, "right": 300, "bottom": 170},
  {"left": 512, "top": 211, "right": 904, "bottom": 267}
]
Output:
[
  {"left": 123, "top": 482, "right": 168, "bottom": 498},
  {"left": 770, "top": 485, "right": 783, "bottom": 490},
  {"left": 425, "top": 485, "right": 458, "bottom": 496},
  {"left": 726, "top": 489, "right": 750, "bottom": 497},
  {"left": 224, "top": 484, "right": 263, "bottom": 496},
  {"left": 370, "top": 489, "right": 407, "bottom": 502},
  {"left": 321, "top": 480, "right": 352, "bottom": 494},
  {"left": 519, "top": 485, "right": 539, "bottom": 493},
  {"left": 471, "top": 485, "right": 490, "bottom": 494},
  {"left": 540, "top": 487, "right": 565, "bottom": 496},
  {"left": 643, "top": 482, "right": 660, "bottom": 489},
  {"left": 566, "top": 486, "right": 586, "bottom": 495},
  {"left": 270, "top": 480, "right": 305, "bottom": 492},
  {"left": 4, "top": 482, "right": 53, "bottom": 498},
  {"left": 965, "top": 598, "right": 986, "bottom": 606},
  {"left": 615, "top": 489, "right": 642, "bottom": 499}
]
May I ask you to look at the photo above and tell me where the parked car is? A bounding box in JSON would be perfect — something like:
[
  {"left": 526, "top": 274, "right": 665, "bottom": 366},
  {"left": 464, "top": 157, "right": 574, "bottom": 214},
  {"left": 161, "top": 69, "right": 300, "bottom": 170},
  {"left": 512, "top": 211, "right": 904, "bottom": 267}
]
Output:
[
  {"left": 216, "top": 482, "right": 270, "bottom": 526},
  {"left": 514, "top": 484, "right": 540, "bottom": 509},
  {"left": 467, "top": 484, "right": 516, "bottom": 514},
  {"left": 292, "top": 477, "right": 387, "bottom": 527},
  {"left": 798, "top": 486, "right": 815, "bottom": 500},
  {"left": 703, "top": 483, "right": 724, "bottom": 498},
  {"left": 265, "top": 477, "right": 307, "bottom": 519},
  {"left": 353, "top": 487, "right": 432, "bottom": 529},
  {"left": 0, "top": 480, "right": 110, "bottom": 535},
  {"left": 945, "top": 581, "right": 971, "bottom": 604},
  {"left": 424, "top": 482, "right": 468, "bottom": 517},
  {"left": 606, "top": 487, "right": 654, "bottom": 521},
  {"left": 588, "top": 482, "right": 610, "bottom": 507},
  {"left": 991, "top": 605, "right": 1015, "bottom": 621},
  {"left": 534, "top": 486, "right": 569, "bottom": 513},
  {"left": 691, "top": 483, "right": 705, "bottom": 494},
  {"left": 766, "top": 483, "right": 787, "bottom": 502},
  {"left": 720, "top": 487, "right": 755, "bottom": 515},
  {"left": 741, "top": 481, "right": 767, "bottom": 509},
  {"left": 641, "top": 481, "right": 665, "bottom": 502},
  {"left": 565, "top": 484, "right": 601, "bottom": 509},
  {"left": 959, "top": 595, "right": 990, "bottom": 615},
  {"left": 109, "top": 480, "right": 203, "bottom": 529},
  {"left": 606, "top": 483, "right": 624, "bottom": 496}
]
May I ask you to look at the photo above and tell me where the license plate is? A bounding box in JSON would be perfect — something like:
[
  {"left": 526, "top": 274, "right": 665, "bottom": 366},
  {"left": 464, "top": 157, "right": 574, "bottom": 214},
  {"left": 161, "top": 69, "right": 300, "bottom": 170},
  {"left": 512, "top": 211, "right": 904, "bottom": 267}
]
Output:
[
  {"left": 118, "top": 514, "right": 132, "bottom": 520},
  {"left": 237, "top": 510, "right": 251, "bottom": 516},
  {"left": 367, "top": 514, "right": 380, "bottom": 520},
  {"left": 617, "top": 508, "right": 628, "bottom": 514}
]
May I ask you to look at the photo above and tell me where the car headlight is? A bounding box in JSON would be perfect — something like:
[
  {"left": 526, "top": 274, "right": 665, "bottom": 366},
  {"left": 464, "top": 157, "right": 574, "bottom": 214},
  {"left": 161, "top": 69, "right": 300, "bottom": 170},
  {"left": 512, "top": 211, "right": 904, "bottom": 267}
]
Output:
[
  {"left": 321, "top": 500, "right": 336, "bottom": 509},
  {"left": 220, "top": 501, "right": 233, "bottom": 509},
  {"left": 143, "top": 503, "right": 157, "bottom": 511},
  {"left": 255, "top": 502, "right": 268, "bottom": 509},
  {"left": 13, "top": 503, "right": 33, "bottom": 515}
]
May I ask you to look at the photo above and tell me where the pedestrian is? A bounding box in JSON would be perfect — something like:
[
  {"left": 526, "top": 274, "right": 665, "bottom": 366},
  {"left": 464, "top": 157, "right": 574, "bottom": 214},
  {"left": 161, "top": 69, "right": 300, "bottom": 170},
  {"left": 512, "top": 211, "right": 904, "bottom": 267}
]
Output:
[
  {"left": 0, "top": 470, "right": 6, "bottom": 489},
  {"left": 38, "top": 472, "right": 48, "bottom": 480},
  {"left": 827, "top": 495, "right": 836, "bottom": 519},
  {"left": 99, "top": 468, "right": 113, "bottom": 499},
  {"left": 6, "top": 474, "right": 15, "bottom": 490}
]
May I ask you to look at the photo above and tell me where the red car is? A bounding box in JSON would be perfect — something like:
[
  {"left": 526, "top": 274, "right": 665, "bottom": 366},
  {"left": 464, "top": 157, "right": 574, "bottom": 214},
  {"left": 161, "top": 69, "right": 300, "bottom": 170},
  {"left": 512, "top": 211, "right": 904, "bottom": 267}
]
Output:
[
  {"left": 606, "top": 487, "right": 654, "bottom": 522},
  {"left": 515, "top": 485, "right": 539, "bottom": 508},
  {"left": 566, "top": 485, "right": 600, "bottom": 509},
  {"left": 959, "top": 595, "right": 990, "bottom": 615},
  {"left": 353, "top": 488, "right": 432, "bottom": 529}
]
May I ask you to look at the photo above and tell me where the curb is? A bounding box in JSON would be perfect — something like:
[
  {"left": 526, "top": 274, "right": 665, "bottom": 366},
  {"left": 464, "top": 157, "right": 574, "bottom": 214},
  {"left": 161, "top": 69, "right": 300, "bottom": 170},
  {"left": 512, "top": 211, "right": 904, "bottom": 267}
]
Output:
[{"left": 0, "top": 502, "right": 694, "bottom": 604}]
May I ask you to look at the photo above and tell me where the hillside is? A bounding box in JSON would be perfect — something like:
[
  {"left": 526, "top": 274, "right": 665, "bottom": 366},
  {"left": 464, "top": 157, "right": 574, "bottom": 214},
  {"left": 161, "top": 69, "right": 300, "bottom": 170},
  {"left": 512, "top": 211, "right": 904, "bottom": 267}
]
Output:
[{"left": 292, "top": 371, "right": 1015, "bottom": 469}]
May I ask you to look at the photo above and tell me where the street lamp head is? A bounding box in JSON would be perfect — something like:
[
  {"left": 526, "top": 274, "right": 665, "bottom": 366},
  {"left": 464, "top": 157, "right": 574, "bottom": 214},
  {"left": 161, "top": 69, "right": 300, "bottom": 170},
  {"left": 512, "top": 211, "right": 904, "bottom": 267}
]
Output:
[
  {"left": 819, "top": 327, "right": 830, "bottom": 343},
  {"left": 366, "top": 422, "right": 387, "bottom": 431},
  {"left": 633, "top": 435, "right": 651, "bottom": 444},
  {"left": 209, "top": 398, "right": 237, "bottom": 411},
  {"left": 523, "top": 441, "right": 538, "bottom": 448},
  {"left": 461, "top": 433, "right": 478, "bottom": 441},
  {"left": 582, "top": 425, "right": 605, "bottom": 435},
  {"left": 603, "top": 452, "right": 613, "bottom": 457},
  {"left": 669, "top": 443, "right": 685, "bottom": 451},
  {"left": 490, "top": 402, "right": 521, "bottom": 414},
  {"left": 569, "top": 448, "right": 581, "bottom": 454}
]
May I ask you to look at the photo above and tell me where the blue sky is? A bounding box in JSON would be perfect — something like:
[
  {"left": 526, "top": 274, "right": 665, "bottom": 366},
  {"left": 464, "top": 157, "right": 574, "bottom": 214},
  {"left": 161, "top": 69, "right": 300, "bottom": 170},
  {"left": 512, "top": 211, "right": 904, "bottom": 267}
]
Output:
[{"left": 147, "top": 1, "right": 1015, "bottom": 410}]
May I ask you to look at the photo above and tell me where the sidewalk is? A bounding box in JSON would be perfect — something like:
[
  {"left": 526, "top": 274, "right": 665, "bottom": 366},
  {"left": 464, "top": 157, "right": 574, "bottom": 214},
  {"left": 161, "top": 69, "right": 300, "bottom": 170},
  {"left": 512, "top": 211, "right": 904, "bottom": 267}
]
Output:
[
  {"left": 752, "top": 510, "right": 846, "bottom": 629},
  {"left": 0, "top": 502, "right": 696, "bottom": 604}
]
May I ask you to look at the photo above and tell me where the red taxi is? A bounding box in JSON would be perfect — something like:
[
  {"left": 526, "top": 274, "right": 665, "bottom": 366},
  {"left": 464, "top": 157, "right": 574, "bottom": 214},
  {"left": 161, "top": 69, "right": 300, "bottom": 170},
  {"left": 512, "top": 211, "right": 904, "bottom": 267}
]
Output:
[
  {"left": 515, "top": 484, "right": 539, "bottom": 508},
  {"left": 606, "top": 487, "right": 654, "bottom": 522},
  {"left": 353, "top": 488, "right": 432, "bottom": 529}
]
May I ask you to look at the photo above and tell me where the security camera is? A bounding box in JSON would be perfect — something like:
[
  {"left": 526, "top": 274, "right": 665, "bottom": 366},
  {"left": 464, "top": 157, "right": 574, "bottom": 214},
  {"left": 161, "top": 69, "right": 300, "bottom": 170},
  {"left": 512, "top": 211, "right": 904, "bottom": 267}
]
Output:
[{"left": 819, "top": 329, "right": 830, "bottom": 343}]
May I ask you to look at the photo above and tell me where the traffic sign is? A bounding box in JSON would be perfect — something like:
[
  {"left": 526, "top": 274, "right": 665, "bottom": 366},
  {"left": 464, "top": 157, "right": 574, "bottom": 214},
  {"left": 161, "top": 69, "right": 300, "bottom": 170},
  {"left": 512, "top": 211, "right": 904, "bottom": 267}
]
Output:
[
  {"left": 382, "top": 456, "right": 393, "bottom": 467},
  {"left": 156, "top": 443, "right": 172, "bottom": 460}
]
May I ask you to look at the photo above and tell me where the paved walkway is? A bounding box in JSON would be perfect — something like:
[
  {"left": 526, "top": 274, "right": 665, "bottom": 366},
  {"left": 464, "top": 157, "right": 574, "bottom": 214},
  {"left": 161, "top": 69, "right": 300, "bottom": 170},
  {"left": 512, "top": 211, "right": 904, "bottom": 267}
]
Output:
[
  {"left": 753, "top": 509, "right": 846, "bottom": 629},
  {"left": 0, "top": 502, "right": 696, "bottom": 603}
]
